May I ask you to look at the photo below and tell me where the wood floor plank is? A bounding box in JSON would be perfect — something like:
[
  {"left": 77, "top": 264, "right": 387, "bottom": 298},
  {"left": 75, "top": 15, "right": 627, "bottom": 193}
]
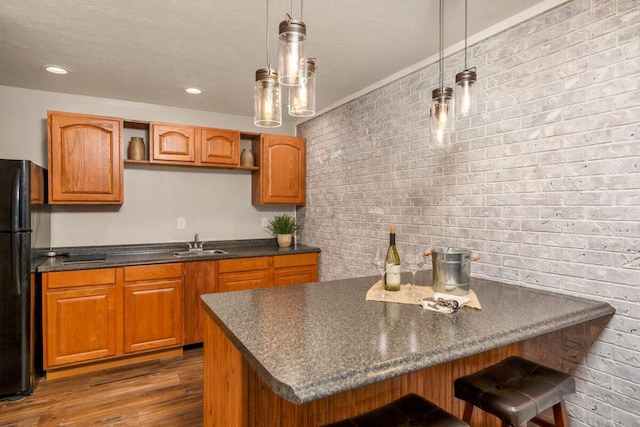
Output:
[{"left": 0, "top": 347, "right": 203, "bottom": 427}]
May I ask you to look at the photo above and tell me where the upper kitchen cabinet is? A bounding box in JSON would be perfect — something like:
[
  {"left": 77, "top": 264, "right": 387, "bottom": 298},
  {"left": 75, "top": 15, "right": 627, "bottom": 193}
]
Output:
[
  {"left": 252, "top": 134, "right": 306, "bottom": 205},
  {"left": 199, "top": 128, "right": 240, "bottom": 166},
  {"left": 150, "top": 122, "right": 240, "bottom": 167},
  {"left": 150, "top": 123, "right": 196, "bottom": 164},
  {"left": 48, "top": 111, "right": 123, "bottom": 204}
]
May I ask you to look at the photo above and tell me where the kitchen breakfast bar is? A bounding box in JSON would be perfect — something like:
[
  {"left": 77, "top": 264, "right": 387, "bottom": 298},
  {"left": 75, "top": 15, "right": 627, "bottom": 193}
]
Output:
[{"left": 200, "top": 272, "right": 614, "bottom": 426}]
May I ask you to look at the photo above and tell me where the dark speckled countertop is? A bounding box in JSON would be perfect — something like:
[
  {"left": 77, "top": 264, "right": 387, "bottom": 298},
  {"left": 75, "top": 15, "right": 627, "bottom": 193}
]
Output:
[
  {"left": 36, "top": 238, "right": 320, "bottom": 272},
  {"left": 201, "top": 271, "right": 615, "bottom": 405}
]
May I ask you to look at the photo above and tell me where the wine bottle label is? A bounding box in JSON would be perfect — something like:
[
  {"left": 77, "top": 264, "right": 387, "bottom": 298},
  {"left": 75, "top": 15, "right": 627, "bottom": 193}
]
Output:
[{"left": 385, "top": 264, "right": 401, "bottom": 290}]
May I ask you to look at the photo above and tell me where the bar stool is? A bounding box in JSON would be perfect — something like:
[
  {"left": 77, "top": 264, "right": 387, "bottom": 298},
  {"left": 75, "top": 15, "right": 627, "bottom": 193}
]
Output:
[
  {"left": 454, "top": 356, "right": 575, "bottom": 427},
  {"left": 321, "top": 393, "right": 468, "bottom": 427}
]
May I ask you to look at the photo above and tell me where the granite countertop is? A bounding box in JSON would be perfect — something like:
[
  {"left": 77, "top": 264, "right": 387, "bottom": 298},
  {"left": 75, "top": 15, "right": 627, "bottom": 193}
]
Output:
[
  {"left": 200, "top": 271, "right": 615, "bottom": 405},
  {"left": 36, "top": 238, "right": 320, "bottom": 272}
]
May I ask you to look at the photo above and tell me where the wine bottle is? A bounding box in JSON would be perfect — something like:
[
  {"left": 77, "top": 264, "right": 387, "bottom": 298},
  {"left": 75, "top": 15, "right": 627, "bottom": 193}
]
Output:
[{"left": 385, "top": 225, "right": 401, "bottom": 291}]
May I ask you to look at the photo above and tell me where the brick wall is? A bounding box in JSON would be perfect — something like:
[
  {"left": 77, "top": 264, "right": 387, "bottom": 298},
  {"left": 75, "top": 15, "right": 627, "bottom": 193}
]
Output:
[{"left": 297, "top": 0, "right": 639, "bottom": 425}]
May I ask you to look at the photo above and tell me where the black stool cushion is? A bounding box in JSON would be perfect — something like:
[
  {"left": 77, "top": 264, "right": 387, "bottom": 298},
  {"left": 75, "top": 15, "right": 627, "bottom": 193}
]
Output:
[
  {"left": 322, "top": 393, "right": 468, "bottom": 427},
  {"left": 454, "top": 356, "right": 575, "bottom": 426}
]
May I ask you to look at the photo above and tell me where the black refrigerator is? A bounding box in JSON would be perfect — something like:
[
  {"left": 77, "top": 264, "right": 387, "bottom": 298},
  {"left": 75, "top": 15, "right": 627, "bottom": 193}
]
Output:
[{"left": 0, "top": 159, "right": 50, "bottom": 399}]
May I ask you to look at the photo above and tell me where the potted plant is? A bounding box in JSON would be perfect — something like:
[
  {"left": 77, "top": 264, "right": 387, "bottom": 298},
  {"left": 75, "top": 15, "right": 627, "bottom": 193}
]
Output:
[{"left": 266, "top": 214, "right": 301, "bottom": 248}]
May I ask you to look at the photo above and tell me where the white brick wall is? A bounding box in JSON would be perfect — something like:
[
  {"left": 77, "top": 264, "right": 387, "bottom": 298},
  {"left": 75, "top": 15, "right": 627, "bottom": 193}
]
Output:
[{"left": 297, "top": 0, "right": 640, "bottom": 425}]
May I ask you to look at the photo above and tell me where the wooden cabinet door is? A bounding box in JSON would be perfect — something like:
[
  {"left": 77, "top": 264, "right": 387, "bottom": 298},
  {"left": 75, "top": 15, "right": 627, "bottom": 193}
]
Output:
[
  {"left": 123, "top": 264, "right": 184, "bottom": 353},
  {"left": 184, "top": 260, "right": 217, "bottom": 345},
  {"left": 42, "top": 270, "right": 121, "bottom": 368},
  {"left": 48, "top": 111, "right": 123, "bottom": 204},
  {"left": 150, "top": 123, "right": 196, "bottom": 163},
  {"left": 273, "top": 253, "right": 318, "bottom": 286},
  {"left": 199, "top": 128, "right": 240, "bottom": 166},
  {"left": 252, "top": 134, "right": 306, "bottom": 205}
]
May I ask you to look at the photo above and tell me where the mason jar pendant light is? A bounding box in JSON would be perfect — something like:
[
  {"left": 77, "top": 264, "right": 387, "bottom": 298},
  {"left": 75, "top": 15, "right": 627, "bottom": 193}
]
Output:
[
  {"left": 278, "top": 11, "right": 307, "bottom": 86},
  {"left": 288, "top": 58, "right": 316, "bottom": 117},
  {"left": 455, "top": 0, "right": 476, "bottom": 119},
  {"left": 254, "top": 68, "right": 282, "bottom": 127},
  {"left": 254, "top": 0, "right": 282, "bottom": 127},
  {"left": 431, "top": 87, "right": 454, "bottom": 143},
  {"left": 431, "top": 0, "right": 454, "bottom": 143}
]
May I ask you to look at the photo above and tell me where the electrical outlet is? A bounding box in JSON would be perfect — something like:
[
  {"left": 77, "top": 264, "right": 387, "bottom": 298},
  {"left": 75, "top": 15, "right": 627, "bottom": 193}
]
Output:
[
  {"left": 177, "top": 217, "right": 186, "bottom": 229},
  {"left": 261, "top": 217, "right": 269, "bottom": 227}
]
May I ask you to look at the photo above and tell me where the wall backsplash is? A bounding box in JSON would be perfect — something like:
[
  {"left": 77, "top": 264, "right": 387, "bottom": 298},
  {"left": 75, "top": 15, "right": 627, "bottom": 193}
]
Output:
[{"left": 297, "top": 0, "right": 639, "bottom": 425}]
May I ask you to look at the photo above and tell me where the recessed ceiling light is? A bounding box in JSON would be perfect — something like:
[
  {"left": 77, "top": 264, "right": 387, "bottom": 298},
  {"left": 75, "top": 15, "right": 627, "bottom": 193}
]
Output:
[
  {"left": 185, "top": 87, "right": 202, "bottom": 94},
  {"left": 45, "top": 65, "right": 70, "bottom": 75}
]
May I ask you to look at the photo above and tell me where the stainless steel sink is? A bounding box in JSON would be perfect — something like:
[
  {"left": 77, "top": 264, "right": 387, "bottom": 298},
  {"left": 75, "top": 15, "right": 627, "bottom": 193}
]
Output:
[{"left": 172, "top": 249, "right": 228, "bottom": 257}]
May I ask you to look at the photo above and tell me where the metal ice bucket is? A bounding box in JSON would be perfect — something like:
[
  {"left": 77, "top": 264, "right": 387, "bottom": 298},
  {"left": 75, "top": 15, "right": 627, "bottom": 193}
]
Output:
[{"left": 425, "top": 247, "right": 479, "bottom": 296}]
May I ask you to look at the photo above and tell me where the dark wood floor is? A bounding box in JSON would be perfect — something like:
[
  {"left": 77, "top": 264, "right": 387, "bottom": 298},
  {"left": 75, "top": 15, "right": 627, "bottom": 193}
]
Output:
[{"left": 0, "top": 347, "right": 203, "bottom": 426}]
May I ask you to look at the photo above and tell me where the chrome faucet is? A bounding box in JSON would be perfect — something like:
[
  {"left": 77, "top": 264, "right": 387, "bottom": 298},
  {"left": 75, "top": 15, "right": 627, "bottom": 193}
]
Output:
[{"left": 187, "top": 233, "right": 203, "bottom": 251}]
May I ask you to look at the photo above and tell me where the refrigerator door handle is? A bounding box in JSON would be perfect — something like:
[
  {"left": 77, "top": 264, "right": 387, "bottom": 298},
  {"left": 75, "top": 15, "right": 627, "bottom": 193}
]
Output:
[
  {"left": 10, "top": 168, "right": 21, "bottom": 232},
  {"left": 11, "top": 234, "right": 22, "bottom": 296}
]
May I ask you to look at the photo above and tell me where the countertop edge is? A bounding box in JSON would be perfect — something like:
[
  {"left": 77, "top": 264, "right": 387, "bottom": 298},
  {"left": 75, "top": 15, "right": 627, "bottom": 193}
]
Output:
[
  {"left": 36, "top": 240, "right": 320, "bottom": 272},
  {"left": 285, "top": 302, "right": 615, "bottom": 403},
  {"left": 200, "top": 299, "right": 304, "bottom": 403}
]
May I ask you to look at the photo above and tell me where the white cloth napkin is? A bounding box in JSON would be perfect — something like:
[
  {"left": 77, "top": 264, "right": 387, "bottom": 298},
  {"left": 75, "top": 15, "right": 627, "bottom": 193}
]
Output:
[{"left": 421, "top": 292, "right": 471, "bottom": 313}]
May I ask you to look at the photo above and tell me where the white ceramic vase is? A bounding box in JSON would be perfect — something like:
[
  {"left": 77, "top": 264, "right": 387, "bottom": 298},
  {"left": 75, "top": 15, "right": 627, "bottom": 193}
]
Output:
[{"left": 277, "top": 234, "right": 292, "bottom": 248}]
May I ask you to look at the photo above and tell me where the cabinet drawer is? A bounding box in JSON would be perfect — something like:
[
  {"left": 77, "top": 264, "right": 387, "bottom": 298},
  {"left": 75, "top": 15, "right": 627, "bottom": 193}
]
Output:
[
  {"left": 218, "top": 257, "right": 270, "bottom": 273},
  {"left": 46, "top": 268, "right": 118, "bottom": 289},
  {"left": 218, "top": 270, "right": 271, "bottom": 292},
  {"left": 124, "top": 263, "right": 183, "bottom": 282},
  {"left": 273, "top": 253, "right": 318, "bottom": 269},
  {"left": 273, "top": 266, "right": 318, "bottom": 287}
]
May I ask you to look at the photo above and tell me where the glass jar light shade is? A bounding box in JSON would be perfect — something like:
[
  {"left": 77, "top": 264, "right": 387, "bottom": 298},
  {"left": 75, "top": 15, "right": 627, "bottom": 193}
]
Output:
[
  {"left": 278, "top": 18, "right": 307, "bottom": 86},
  {"left": 288, "top": 58, "right": 316, "bottom": 117},
  {"left": 430, "top": 87, "right": 454, "bottom": 144},
  {"left": 455, "top": 69, "right": 476, "bottom": 118},
  {"left": 254, "top": 68, "right": 282, "bottom": 127}
]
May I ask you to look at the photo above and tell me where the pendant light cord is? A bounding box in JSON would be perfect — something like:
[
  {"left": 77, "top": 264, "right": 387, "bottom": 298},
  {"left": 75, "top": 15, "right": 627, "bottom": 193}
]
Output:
[
  {"left": 290, "top": 0, "right": 303, "bottom": 20},
  {"left": 439, "top": 0, "right": 444, "bottom": 91},
  {"left": 464, "top": 0, "right": 468, "bottom": 70},
  {"left": 266, "top": 0, "right": 270, "bottom": 69}
]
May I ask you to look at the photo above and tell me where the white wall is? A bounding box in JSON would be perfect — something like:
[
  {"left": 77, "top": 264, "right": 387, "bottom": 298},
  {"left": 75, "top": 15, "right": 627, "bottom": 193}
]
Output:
[{"left": 0, "top": 85, "right": 296, "bottom": 247}]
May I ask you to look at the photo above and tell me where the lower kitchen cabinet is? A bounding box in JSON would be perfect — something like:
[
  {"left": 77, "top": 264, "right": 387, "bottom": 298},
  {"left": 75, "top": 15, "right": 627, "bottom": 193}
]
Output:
[
  {"left": 42, "top": 268, "right": 121, "bottom": 368},
  {"left": 123, "top": 264, "right": 184, "bottom": 353},
  {"left": 42, "top": 252, "right": 319, "bottom": 372},
  {"left": 218, "top": 257, "right": 271, "bottom": 292},
  {"left": 42, "top": 263, "right": 184, "bottom": 375},
  {"left": 184, "top": 260, "right": 217, "bottom": 345},
  {"left": 273, "top": 253, "right": 319, "bottom": 286}
]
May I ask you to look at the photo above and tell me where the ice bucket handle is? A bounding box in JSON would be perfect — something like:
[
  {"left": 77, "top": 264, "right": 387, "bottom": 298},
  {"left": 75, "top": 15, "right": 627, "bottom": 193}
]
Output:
[{"left": 423, "top": 249, "right": 480, "bottom": 261}]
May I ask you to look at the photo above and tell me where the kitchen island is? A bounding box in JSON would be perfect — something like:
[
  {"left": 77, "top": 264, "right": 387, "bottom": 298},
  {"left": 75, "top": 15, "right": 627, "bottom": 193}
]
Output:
[{"left": 201, "top": 272, "right": 614, "bottom": 426}]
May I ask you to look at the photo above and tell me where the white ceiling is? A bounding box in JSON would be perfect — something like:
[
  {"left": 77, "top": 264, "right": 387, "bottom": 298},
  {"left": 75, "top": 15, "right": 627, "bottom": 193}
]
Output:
[{"left": 0, "top": 0, "right": 556, "bottom": 121}]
